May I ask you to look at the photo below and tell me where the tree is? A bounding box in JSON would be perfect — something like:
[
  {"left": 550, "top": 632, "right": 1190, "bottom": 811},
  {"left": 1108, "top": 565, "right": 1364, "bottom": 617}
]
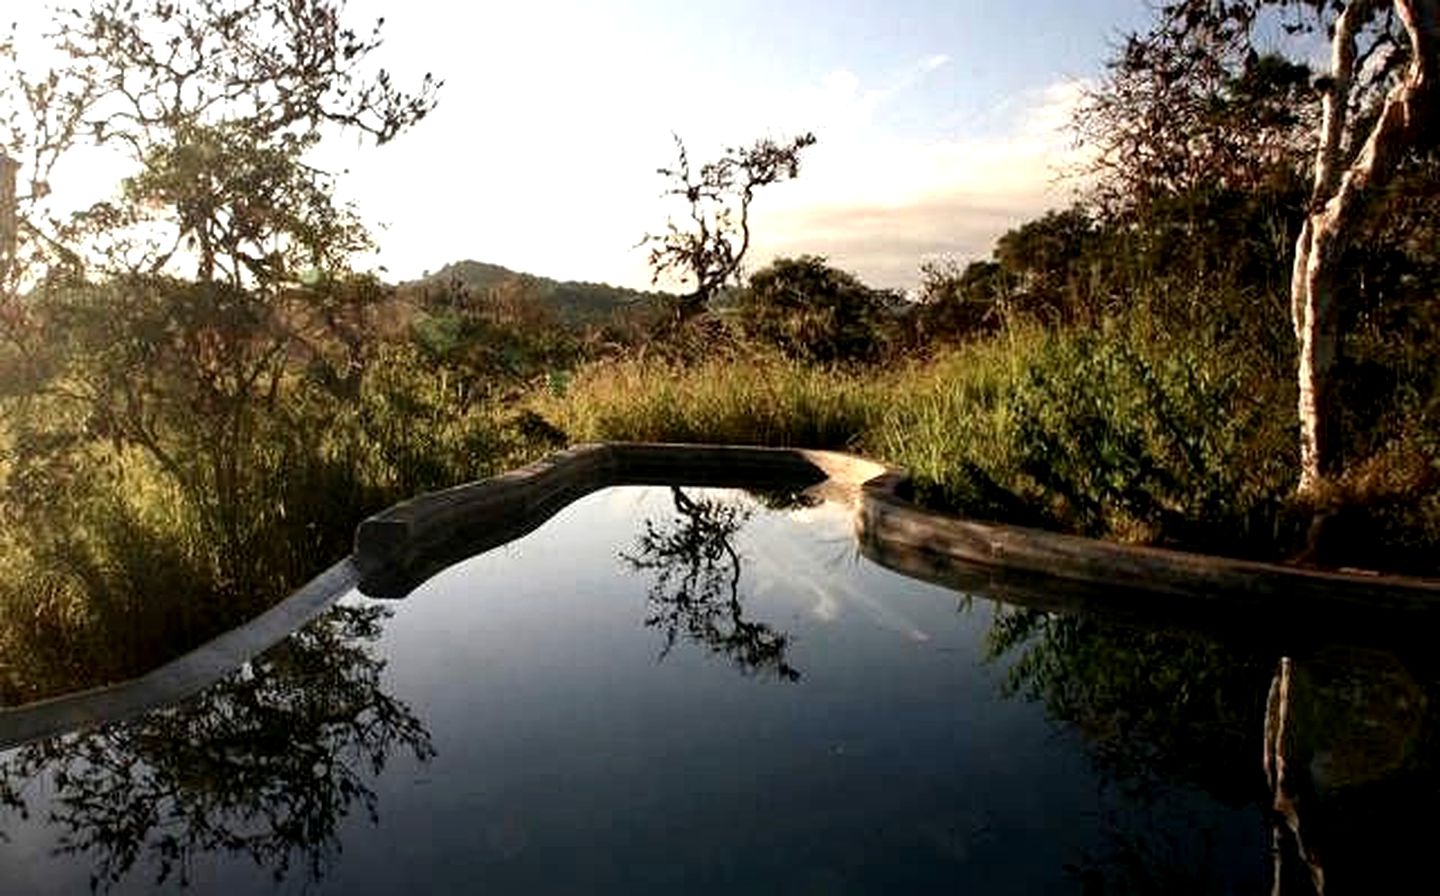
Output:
[
  {"left": 0, "top": 1, "right": 437, "bottom": 577},
  {"left": 1289, "top": 0, "right": 1439, "bottom": 492},
  {"left": 641, "top": 131, "right": 816, "bottom": 322},
  {"left": 53, "top": 0, "right": 438, "bottom": 283},
  {"left": 737, "top": 255, "right": 898, "bottom": 363},
  {"left": 1076, "top": 36, "right": 1314, "bottom": 214},
  {"left": 1083, "top": 1, "right": 1440, "bottom": 494}
]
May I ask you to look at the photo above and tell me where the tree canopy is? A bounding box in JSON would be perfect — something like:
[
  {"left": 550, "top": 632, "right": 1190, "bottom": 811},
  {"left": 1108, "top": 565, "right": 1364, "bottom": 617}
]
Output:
[{"left": 737, "top": 255, "right": 899, "bottom": 363}]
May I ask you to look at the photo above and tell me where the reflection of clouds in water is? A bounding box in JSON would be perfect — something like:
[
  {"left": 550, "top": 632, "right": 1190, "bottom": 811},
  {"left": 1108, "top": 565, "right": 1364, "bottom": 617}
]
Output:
[
  {"left": 814, "top": 590, "right": 841, "bottom": 623},
  {"left": 783, "top": 500, "right": 853, "bottom": 529},
  {"left": 745, "top": 525, "right": 931, "bottom": 643},
  {"left": 597, "top": 485, "right": 668, "bottom": 517}
]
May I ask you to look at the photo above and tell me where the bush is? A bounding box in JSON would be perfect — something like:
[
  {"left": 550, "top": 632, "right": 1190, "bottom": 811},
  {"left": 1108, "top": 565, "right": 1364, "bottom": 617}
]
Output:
[{"left": 736, "top": 256, "right": 899, "bottom": 364}]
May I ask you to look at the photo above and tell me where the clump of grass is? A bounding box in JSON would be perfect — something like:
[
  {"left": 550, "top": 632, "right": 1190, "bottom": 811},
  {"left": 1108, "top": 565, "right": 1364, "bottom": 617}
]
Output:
[{"left": 534, "top": 348, "right": 884, "bottom": 450}]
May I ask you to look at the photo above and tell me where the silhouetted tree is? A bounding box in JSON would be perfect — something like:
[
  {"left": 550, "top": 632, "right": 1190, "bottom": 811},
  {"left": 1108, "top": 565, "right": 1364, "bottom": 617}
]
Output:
[{"left": 641, "top": 132, "right": 816, "bottom": 322}]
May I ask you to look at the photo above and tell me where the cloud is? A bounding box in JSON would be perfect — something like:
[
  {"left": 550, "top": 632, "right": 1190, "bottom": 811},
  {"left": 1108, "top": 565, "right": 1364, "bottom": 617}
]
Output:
[
  {"left": 751, "top": 196, "right": 1041, "bottom": 289},
  {"left": 335, "top": 33, "right": 1087, "bottom": 293},
  {"left": 737, "top": 77, "right": 1089, "bottom": 289},
  {"left": 919, "top": 53, "right": 951, "bottom": 73}
]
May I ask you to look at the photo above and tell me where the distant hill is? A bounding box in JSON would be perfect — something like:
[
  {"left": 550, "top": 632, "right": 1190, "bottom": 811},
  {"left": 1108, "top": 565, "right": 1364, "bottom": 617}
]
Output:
[{"left": 404, "top": 260, "right": 673, "bottom": 328}]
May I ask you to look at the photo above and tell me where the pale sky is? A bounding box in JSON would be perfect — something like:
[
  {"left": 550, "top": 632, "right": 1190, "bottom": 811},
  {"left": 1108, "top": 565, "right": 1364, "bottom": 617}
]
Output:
[{"left": 9, "top": 1, "right": 1158, "bottom": 292}]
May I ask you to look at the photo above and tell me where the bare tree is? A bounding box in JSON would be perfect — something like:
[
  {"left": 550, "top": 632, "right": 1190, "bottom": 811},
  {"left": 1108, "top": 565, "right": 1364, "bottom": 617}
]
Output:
[{"left": 641, "top": 131, "right": 816, "bottom": 322}]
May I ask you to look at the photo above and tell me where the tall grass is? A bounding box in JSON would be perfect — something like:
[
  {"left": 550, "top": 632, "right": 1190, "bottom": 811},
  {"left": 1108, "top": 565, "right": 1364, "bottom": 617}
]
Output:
[
  {"left": 874, "top": 321, "right": 1300, "bottom": 554},
  {"left": 538, "top": 317, "right": 1314, "bottom": 562},
  {"left": 535, "top": 348, "right": 885, "bottom": 449},
  {"left": 0, "top": 344, "right": 544, "bottom": 703}
]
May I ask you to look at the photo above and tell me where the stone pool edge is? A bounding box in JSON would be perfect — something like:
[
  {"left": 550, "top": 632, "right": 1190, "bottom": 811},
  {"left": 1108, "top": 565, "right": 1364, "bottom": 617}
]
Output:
[
  {"left": 0, "top": 559, "right": 358, "bottom": 750},
  {"left": 353, "top": 441, "right": 868, "bottom": 598},
  {"left": 356, "top": 441, "right": 1440, "bottom": 616},
  {"left": 354, "top": 440, "right": 1440, "bottom": 605}
]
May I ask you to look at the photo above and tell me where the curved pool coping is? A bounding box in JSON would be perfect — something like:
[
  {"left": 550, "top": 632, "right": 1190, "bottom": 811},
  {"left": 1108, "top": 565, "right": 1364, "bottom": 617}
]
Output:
[
  {"left": 5, "top": 441, "right": 1439, "bottom": 749},
  {"left": 0, "top": 558, "right": 358, "bottom": 750},
  {"left": 355, "top": 442, "right": 1440, "bottom": 611}
]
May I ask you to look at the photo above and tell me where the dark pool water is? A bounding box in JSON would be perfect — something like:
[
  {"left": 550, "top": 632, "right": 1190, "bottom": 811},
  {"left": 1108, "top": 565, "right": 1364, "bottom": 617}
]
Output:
[{"left": 1, "top": 486, "right": 1436, "bottom": 894}]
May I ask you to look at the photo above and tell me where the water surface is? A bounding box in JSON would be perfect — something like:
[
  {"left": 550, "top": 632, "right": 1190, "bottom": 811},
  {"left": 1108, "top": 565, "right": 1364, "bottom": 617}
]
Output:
[{"left": 1, "top": 486, "right": 1434, "bottom": 893}]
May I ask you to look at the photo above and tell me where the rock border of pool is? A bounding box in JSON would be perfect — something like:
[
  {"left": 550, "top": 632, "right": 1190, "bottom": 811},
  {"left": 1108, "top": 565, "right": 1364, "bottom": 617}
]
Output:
[
  {"left": 5, "top": 441, "right": 1439, "bottom": 750},
  {"left": 0, "top": 558, "right": 359, "bottom": 750},
  {"left": 356, "top": 442, "right": 1440, "bottom": 614}
]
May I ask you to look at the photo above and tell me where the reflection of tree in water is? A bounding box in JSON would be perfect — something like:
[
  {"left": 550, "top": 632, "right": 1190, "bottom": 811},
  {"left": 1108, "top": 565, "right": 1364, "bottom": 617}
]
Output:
[
  {"left": 622, "top": 487, "right": 799, "bottom": 682},
  {"left": 986, "top": 608, "right": 1268, "bottom": 803},
  {"left": 0, "top": 601, "right": 434, "bottom": 892},
  {"left": 986, "top": 608, "right": 1273, "bottom": 892},
  {"left": 1260, "top": 646, "right": 1438, "bottom": 895},
  {"left": 986, "top": 607, "right": 1440, "bottom": 895}
]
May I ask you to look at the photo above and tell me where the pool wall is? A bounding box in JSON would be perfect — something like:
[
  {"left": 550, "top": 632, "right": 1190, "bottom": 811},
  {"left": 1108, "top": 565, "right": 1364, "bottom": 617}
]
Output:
[
  {"left": 357, "top": 442, "right": 1440, "bottom": 623},
  {"left": 0, "top": 559, "right": 358, "bottom": 750},
  {"left": 353, "top": 442, "right": 884, "bottom": 599}
]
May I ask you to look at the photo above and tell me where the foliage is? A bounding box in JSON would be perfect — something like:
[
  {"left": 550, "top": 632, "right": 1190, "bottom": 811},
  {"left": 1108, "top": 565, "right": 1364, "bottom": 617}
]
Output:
[
  {"left": 882, "top": 317, "right": 1303, "bottom": 554},
  {"left": 407, "top": 275, "right": 581, "bottom": 387},
  {"left": 0, "top": 321, "right": 550, "bottom": 701},
  {"left": 0, "top": 0, "right": 455, "bottom": 694},
  {"left": 1077, "top": 33, "right": 1315, "bottom": 213},
  {"left": 736, "top": 255, "right": 900, "bottom": 363},
  {"left": 911, "top": 191, "right": 1303, "bottom": 349},
  {"left": 640, "top": 131, "right": 816, "bottom": 320},
  {"left": 910, "top": 257, "right": 1009, "bottom": 343},
  {"left": 541, "top": 307, "right": 1351, "bottom": 564},
  {"left": 1080, "top": 0, "right": 1440, "bottom": 492},
  {"left": 533, "top": 346, "right": 881, "bottom": 450},
  {"left": 0, "top": 0, "right": 437, "bottom": 558},
  {"left": 5, "top": 0, "right": 438, "bottom": 287}
]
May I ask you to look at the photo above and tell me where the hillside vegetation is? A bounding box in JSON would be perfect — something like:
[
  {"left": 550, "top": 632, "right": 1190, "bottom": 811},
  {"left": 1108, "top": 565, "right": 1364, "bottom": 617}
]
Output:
[{"left": 408, "top": 260, "right": 672, "bottom": 328}]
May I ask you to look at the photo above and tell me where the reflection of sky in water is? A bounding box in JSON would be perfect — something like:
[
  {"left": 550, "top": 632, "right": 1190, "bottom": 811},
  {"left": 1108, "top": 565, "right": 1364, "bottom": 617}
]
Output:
[
  {"left": 747, "top": 498, "right": 935, "bottom": 641},
  {"left": 0, "top": 485, "right": 1282, "bottom": 894}
]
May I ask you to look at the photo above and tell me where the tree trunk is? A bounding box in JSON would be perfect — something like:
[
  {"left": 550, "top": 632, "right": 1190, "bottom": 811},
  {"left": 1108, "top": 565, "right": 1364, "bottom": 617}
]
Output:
[
  {"left": 0, "top": 153, "right": 17, "bottom": 296},
  {"left": 1292, "top": 0, "right": 1439, "bottom": 495},
  {"left": 1293, "top": 211, "right": 1343, "bottom": 495}
]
